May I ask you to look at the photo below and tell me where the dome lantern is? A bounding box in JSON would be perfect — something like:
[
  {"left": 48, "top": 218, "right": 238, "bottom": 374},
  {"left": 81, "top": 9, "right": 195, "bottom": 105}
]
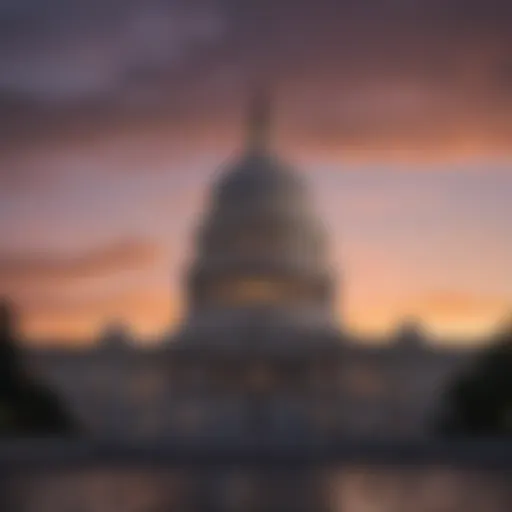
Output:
[{"left": 246, "top": 89, "right": 272, "bottom": 154}]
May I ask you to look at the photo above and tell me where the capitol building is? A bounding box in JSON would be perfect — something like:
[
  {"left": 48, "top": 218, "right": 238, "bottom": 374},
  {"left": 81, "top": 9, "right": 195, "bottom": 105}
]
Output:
[{"left": 25, "top": 97, "right": 479, "bottom": 440}]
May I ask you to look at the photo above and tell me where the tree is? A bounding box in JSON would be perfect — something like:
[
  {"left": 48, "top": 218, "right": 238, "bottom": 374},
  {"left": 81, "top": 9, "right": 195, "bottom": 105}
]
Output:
[
  {"left": 0, "top": 299, "right": 79, "bottom": 436},
  {"left": 433, "top": 319, "right": 512, "bottom": 437}
]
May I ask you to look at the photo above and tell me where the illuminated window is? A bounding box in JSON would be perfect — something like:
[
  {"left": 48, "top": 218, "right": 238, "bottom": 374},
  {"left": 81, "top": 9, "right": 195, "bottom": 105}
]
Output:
[
  {"left": 130, "top": 372, "right": 164, "bottom": 402},
  {"left": 217, "top": 278, "right": 290, "bottom": 305},
  {"left": 342, "top": 366, "right": 385, "bottom": 399}
]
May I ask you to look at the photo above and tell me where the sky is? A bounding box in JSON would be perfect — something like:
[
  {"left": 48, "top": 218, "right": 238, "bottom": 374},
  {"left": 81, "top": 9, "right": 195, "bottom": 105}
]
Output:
[{"left": 1, "top": 0, "right": 511, "bottom": 345}]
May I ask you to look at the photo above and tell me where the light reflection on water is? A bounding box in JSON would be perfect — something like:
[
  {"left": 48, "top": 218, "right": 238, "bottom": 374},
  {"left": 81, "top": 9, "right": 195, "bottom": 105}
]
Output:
[
  {"left": 327, "top": 467, "right": 511, "bottom": 512},
  {"left": 7, "top": 466, "right": 512, "bottom": 512}
]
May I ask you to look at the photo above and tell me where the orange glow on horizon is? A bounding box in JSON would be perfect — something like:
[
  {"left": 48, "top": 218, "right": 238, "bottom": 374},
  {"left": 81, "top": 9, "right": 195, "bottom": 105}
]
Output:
[{"left": 18, "top": 290, "right": 509, "bottom": 346}]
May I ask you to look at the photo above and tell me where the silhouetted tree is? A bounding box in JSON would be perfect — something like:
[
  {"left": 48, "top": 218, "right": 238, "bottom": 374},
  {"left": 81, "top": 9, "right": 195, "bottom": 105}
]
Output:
[
  {"left": 0, "top": 299, "right": 79, "bottom": 436},
  {"left": 433, "top": 319, "right": 512, "bottom": 437}
]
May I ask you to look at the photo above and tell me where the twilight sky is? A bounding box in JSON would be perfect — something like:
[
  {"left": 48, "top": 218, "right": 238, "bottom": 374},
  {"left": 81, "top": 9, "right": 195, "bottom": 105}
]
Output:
[{"left": 1, "top": 0, "right": 511, "bottom": 345}]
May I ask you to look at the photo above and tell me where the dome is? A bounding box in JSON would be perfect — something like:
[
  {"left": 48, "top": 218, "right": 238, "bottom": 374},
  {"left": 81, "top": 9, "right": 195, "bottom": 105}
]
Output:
[
  {"left": 173, "top": 92, "right": 339, "bottom": 348},
  {"left": 210, "top": 91, "right": 308, "bottom": 212},
  {"left": 213, "top": 151, "right": 306, "bottom": 207}
]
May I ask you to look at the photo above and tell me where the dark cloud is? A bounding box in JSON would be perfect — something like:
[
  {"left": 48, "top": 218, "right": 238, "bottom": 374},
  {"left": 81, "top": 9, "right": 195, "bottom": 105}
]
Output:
[
  {"left": 0, "top": 0, "right": 511, "bottom": 184},
  {"left": 1, "top": 0, "right": 510, "bottom": 100},
  {"left": 0, "top": 0, "right": 225, "bottom": 101}
]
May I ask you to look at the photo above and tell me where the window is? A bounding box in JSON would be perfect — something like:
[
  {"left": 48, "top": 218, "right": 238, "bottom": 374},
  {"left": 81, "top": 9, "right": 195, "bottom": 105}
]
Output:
[
  {"left": 217, "top": 278, "right": 291, "bottom": 305},
  {"left": 342, "top": 365, "right": 385, "bottom": 399}
]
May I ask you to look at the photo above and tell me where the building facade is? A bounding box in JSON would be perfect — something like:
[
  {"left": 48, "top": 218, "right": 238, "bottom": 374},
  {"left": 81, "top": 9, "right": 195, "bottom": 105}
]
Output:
[
  {"left": 26, "top": 333, "right": 478, "bottom": 439},
  {"left": 24, "top": 98, "right": 481, "bottom": 441}
]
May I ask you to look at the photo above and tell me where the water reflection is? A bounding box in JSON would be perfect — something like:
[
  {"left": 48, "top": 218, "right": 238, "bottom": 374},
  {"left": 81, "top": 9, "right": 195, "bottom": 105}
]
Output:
[{"left": 7, "top": 465, "right": 512, "bottom": 512}]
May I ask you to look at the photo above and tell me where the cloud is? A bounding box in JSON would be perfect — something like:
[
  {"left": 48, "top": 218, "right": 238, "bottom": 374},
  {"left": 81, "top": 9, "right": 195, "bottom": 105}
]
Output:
[
  {"left": 21, "top": 286, "right": 177, "bottom": 342},
  {"left": 403, "top": 291, "right": 512, "bottom": 339},
  {"left": 0, "top": 0, "right": 511, "bottom": 193},
  {"left": 343, "top": 290, "right": 512, "bottom": 340},
  {"left": 0, "top": 238, "right": 161, "bottom": 287},
  {"left": 0, "top": 238, "right": 167, "bottom": 341},
  {"left": 0, "top": 0, "right": 226, "bottom": 101},
  {"left": 411, "top": 291, "right": 510, "bottom": 319}
]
